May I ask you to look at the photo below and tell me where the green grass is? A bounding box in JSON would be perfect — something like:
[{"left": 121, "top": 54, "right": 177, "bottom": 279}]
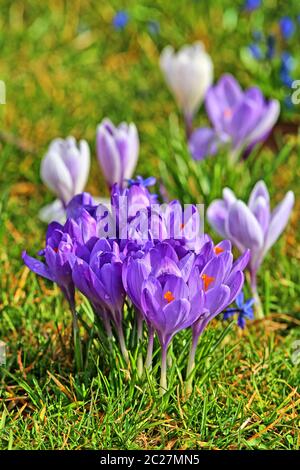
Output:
[{"left": 0, "top": 0, "right": 300, "bottom": 450}]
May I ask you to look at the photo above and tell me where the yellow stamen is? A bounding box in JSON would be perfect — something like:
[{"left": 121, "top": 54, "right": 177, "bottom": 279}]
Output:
[
  {"left": 164, "top": 290, "right": 175, "bottom": 303},
  {"left": 214, "top": 246, "right": 224, "bottom": 255},
  {"left": 201, "top": 274, "right": 215, "bottom": 292}
]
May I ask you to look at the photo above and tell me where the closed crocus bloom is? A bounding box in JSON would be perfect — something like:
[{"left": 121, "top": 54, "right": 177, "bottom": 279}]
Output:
[
  {"left": 96, "top": 118, "right": 139, "bottom": 188},
  {"left": 40, "top": 137, "right": 90, "bottom": 223},
  {"left": 207, "top": 181, "right": 295, "bottom": 314},
  {"left": 160, "top": 43, "right": 213, "bottom": 136},
  {"left": 189, "top": 74, "right": 280, "bottom": 161}
]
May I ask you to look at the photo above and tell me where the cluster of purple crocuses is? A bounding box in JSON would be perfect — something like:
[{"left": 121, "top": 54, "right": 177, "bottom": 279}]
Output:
[{"left": 23, "top": 181, "right": 250, "bottom": 394}]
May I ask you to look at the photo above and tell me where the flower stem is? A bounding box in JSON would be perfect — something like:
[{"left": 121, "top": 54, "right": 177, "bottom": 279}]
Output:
[
  {"left": 184, "top": 112, "right": 193, "bottom": 139},
  {"left": 71, "top": 305, "right": 83, "bottom": 373},
  {"left": 250, "top": 269, "right": 264, "bottom": 319},
  {"left": 160, "top": 345, "right": 168, "bottom": 395},
  {"left": 185, "top": 331, "right": 199, "bottom": 396},
  {"left": 103, "top": 311, "right": 113, "bottom": 352},
  {"left": 116, "top": 323, "right": 129, "bottom": 364},
  {"left": 137, "top": 313, "right": 144, "bottom": 378},
  {"left": 145, "top": 327, "right": 154, "bottom": 370}
]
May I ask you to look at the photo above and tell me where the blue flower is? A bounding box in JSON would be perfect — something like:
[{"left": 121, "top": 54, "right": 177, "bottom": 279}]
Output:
[
  {"left": 244, "top": 0, "right": 261, "bottom": 12},
  {"left": 127, "top": 176, "right": 156, "bottom": 188},
  {"left": 112, "top": 11, "right": 129, "bottom": 30},
  {"left": 223, "top": 292, "right": 254, "bottom": 329},
  {"left": 248, "top": 43, "right": 263, "bottom": 60},
  {"left": 279, "top": 17, "right": 295, "bottom": 40}
]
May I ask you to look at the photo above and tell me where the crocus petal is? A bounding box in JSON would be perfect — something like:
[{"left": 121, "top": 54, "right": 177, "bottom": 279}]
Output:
[
  {"left": 162, "top": 299, "right": 192, "bottom": 342},
  {"left": 96, "top": 125, "right": 122, "bottom": 186},
  {"left": 189, "top": 128, "right": 219, "bottom": 160},
  {"left": 248, "top": 180, "right": 270, "bottom": 212},
  {"left": 244, "top": 99, "right": 280, "bottom": 148},
  {"left": 226, "top": 271, "right": 245, "bottom": 305},
  {"left": 206, "top": 74, "right": 243, "bottom": 130},
  {"left": 38, "top": 199, "right": 66, "bottom": 224},
  {"left": 226, "top": 201, "right": 264, "bottom": 252},
  {"left": 205, "top": 284, "right": 231, "bottom": 317},
  {"left": 122, "top": 123, "right": 139, "bottom": 181},
  {"left": 207, "top": 200, "right": 229, "bottom": 238},
  {"left": 73, "top": 140, "right": 90, "bottom": 194},
  {"left": 40, "top": 150, "right": 73, "bottom": 204},
  {"left": 22, "top": 252, "right": 54, "bottom": 282},
  {"left": 251, "top": 195, "right": 270, "bottom": 236},
  {"left": 264, "top": 191, "right": 295, "bottom": 254}
]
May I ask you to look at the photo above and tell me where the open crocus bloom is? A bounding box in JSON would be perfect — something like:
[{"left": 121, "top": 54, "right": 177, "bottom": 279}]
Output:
[
  {"left": 40, "top": 136, "right": 90, "bottom": 223},
  {"left": 189, "top": 74, "right": 280, "bottom": 161},
  {"left": 207, "top": 181, "right": 295, "bottom": 298},
  {"left": 160, "top": 43, "right": 213, "bottom": 128},
  {"left": 96, "top": 118, "right": 139, "bottom": 188}
]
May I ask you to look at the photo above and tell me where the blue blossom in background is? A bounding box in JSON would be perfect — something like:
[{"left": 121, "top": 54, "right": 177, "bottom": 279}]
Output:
[
  {"left": 249, "top": 43, "right": 263, "bottom": 60},
  {"left": 279, "top": 17, "right": 295, "bottom": 40},
  {"left": 127, "top": 175, "right": 156, "bottom": 188},
  {"left": 112, "top": 11, "right": 129, "bottom": 30},
  {"left": 223, "top": 292, "right": 254, "bottom": 329},
  {"left": 244, "top": 0, "right": 261, "bottom": 12}
]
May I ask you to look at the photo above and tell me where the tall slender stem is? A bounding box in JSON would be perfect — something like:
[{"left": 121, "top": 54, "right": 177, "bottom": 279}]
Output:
[
  {"left": 102, "top": 311, "right": 113, "bottom": 352},
  {"left": 160, "top": 345, "right": 168, "bottom": 395},
  {"left": 70, "top": 304, "right": 83, "bottom": 373},
  {"left": 185, "top": 331, "right": 199, "bottom": 396},
  {"left": 137, "top": 313, "right": 144, "bottom": 378},
  {"left": 145, "top": 327, "right": 154, "bottom": 370},
  {"left": 184, "top": 112, "right": 193, "bottom": 139},
  {"left": 116, "top": 323, "right": 129, "bottom": 364},
  {"left": 250, "top": 269, "right": 264, "bottom": 319}
]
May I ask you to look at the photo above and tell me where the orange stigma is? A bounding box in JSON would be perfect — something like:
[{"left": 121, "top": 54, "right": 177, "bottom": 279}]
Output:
[
  {"left": 164, "top": 290, "right": 175, "bottom": 303},
  {"left": 201, "top": 274, "right": 215, "bottom": 291},
  {"left": 223, "top": 108, "right": 232, "bottom": 119},
  {"left": 180, "top": 223, "right": 185, "bottom": 230},
  {"left": 53, "top": 247, "right": 58, "bottom": 253},
  {"left": 214, "top": 246, "right": 224, "bottom": 255}
]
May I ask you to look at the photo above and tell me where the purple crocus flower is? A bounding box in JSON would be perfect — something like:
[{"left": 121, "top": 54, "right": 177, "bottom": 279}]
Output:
[
  {"left": 39, "top": 137, "right": 90, "bottom": 223},
  {"left": 207, "top": 181, "right": 295, "bottom": 315},
  {"left": 96, "top": 118, "right": 139, "bottom": 189},
  {"left": 189, "top": 74, "right": 280, "bottom": 162}
]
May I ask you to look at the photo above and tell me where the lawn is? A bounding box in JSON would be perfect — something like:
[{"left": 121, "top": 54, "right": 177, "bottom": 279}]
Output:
[{"left": 0, "top": 0, "right": 300, "bottom": 450}]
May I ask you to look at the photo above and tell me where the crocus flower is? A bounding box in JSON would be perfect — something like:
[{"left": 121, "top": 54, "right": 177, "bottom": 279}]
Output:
[
  {"left": 39, "top": 137, "right": 90, "bottom": 223},
  {"left": 159, "top": 42, "right": 213, "bottom": 137},
  {"left": 279, "top": 17, "right": 295, "bottom": 40},
  {"left": 223, "top": 291, "right": 254, "bottom": 329},
  {"left": 189, "top": 74, "right": 280, "bottom": 161},
  {"left": 96, "top": 118, "right": 139, "bottom": 189},
  {"left": 207, "top": 181, "right": 295, "bottom": 314}
]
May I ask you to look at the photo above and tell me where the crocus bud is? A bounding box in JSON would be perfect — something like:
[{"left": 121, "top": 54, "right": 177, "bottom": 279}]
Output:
[
  {"left": 96, "top": 118, "right": 139, "bottom": 188},
  {"left": 41, "top": 136, "right": 90, "bottom": 206},
  {"left": 159, "top": 42, "right": 213, "bottom": 120}
]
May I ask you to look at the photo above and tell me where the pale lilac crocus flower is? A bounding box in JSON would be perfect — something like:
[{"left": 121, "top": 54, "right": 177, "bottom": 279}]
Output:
[
  {"left": 40, "top": 137, "right": 90, "bottom": 223},
  {"left": 207, "top": 181, "right": 295, "bottom": 315},
  {"left": 189, "top": 74, "right": 280, "bottom": 162},
  {"left": 160, "top": 42, "right": 213, "bottom": 137},
  {"left": 96, "top": 118, "right": 139, "bottom": 189}
]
